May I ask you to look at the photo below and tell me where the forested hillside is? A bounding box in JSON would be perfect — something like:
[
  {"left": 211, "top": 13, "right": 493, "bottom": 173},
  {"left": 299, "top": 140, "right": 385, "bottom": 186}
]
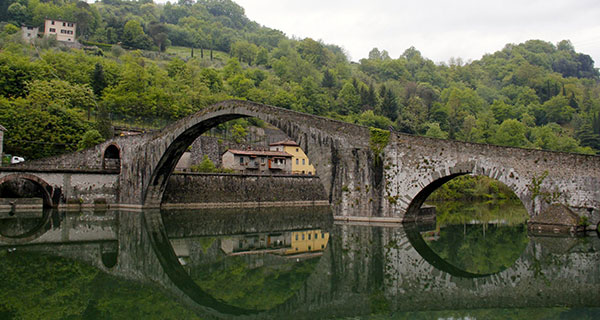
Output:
[{"left": 1, "top": 0, "right": 599, "bottom": 160}]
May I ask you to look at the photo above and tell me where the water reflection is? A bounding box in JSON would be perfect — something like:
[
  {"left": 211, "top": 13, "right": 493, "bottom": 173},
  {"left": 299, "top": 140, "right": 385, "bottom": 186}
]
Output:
[
  {"left": 0, "top": 208, "right": 51, "bottom": 242},
  {"left": 0, "top": 204, "right": 597, "bottom": 319},
  {"left": 418, "top": 200, "right": 529, "bottom": 275},
  {"left": 159, "top": 206, "right": 332, "bottom": 312}
]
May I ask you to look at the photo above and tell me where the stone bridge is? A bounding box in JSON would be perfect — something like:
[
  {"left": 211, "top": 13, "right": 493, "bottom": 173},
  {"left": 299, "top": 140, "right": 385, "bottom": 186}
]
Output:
[{"left": 0, "top": 100, "right": 599, "bottom": 224}]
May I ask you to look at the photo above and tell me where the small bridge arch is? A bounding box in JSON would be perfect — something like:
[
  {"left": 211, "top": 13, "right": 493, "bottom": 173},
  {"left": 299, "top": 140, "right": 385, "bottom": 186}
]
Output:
[
  {"left": 0, "top": 173, "right": 55, "bottom": 208},
  {"left": 403, "top": 161, "right": 532, "bottom": 219}
]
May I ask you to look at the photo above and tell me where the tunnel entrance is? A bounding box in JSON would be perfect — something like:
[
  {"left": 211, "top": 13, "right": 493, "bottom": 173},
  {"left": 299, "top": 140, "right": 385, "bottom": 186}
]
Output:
[{"left": 403, "top": 174, "right": 529, "bottom": 277}]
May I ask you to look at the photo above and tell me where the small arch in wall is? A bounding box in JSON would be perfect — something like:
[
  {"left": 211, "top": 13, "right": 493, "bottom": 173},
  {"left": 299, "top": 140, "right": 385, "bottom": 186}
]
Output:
[
  {"left": 0, "top": 174, "right": 54, "bottom": 208},
  {"left": 103, "top": 144, "right": 121, "bottom": 171},
  {"left": 100, "top": 241, "right": 118, "bottom": 269}
]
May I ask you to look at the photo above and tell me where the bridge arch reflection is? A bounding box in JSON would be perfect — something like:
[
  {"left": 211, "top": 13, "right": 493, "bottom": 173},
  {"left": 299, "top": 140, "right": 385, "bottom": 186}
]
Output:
[
  {"left": 142, "top": 206, "right": 333, "bottom": 316},
  {"left": 402, "top": 166, "right": 530, "bottom": 277}
]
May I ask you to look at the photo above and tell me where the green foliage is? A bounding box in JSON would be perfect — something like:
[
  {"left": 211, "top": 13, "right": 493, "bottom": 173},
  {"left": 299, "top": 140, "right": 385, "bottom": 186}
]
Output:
[
  {"left": 0, "top": 96, "right": 90, "bottom": 159},
  {"left": 189, "top": 155, "right": 234, "bottom": 173},
  {"left": 426, "top": 213, "right": 529, "bottom": 274},
  {"left": 3, "top": 23, "right": 19, "bottom": 35},
  {"left": 492, "top": 119, "right": 529, "bottom": 147},
  {"left": 424, "top": 122, "right": 448, "bottom": 139},
  {"left": 122, "top": 20, "right": 153, "bottom": 50},
  {"left": 78, "top": 129, "right": 104, "bottom": 150},
  {"left": 429, "top": 175, "right": 519, "bottom": 201},
  {"left": 369, "top": 127, "right": 390, "bottom": 164},
  {"left": 193, "top": 255, "right": 320, "bottom": 310},
  {"left": 0, "top": 252, "right": 203, "bottom": 319}
]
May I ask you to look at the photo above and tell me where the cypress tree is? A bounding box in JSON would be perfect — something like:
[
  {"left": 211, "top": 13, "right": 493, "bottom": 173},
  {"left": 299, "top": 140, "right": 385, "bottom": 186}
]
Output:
[{"left": 91, "top": 63, "right": 106, "bottom": 98}]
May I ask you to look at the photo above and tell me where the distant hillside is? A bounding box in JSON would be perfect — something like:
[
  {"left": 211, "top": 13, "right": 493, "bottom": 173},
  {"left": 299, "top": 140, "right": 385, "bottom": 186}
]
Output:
[{"left": 0, "top": 0, "right": 599, "bottom": 161}]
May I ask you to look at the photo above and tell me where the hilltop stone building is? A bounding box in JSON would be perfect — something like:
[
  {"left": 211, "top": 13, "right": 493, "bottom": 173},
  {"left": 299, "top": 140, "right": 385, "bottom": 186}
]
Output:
[{"left": 21, "top": 26, "right": 39, "bottom": 42}]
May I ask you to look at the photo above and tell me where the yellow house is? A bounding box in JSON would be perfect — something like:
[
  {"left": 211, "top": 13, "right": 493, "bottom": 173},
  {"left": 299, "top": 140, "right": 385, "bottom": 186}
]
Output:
[
  {"left": 269, "top": 140, "right": 315, "bottom": 175},
  {"left": 285, "top": 229, "right": 329, "bottom": 255}
]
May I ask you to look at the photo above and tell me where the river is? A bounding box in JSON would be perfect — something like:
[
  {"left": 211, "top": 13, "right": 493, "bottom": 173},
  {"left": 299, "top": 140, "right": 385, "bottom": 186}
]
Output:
[{"left": 0, "top": 201, "right": 598, "bottom": 319}]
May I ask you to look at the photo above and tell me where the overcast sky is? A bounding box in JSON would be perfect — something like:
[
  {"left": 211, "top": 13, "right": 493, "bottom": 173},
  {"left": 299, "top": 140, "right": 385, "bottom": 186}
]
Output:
[{"left": 233, "top": 0, "right": 600, "bottom": 65}]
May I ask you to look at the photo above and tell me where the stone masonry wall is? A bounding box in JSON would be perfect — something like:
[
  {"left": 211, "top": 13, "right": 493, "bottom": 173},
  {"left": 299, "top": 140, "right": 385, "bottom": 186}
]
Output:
[{"left": 162, "top": 173, "right": 327, "bottom": 204}]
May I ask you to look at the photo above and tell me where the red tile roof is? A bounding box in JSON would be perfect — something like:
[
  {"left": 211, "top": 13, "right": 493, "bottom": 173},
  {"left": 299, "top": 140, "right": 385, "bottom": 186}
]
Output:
[
  {"left": 226, "top": 149, "right": 292, "bottom": 157},
  {"left": 269, "top": 140, "right": 299, "bottom": 147}
]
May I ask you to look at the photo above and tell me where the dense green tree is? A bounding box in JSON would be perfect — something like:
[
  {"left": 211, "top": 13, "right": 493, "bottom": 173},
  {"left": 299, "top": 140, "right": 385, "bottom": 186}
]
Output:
[
  {"left": 379, "top": 86, "right": 398, "bottom": 121},
  {"left": 122, "top": 20, "right": 152, "bottom": 49},
  {"left": 337, "top": 81, "right": 361, "bottom": 115},
  {"left": 425, "top": 122, "right": 448, "bottom": 139},
  {"left": 78, "top": 129, "right": 104, "bottom": 150},
  {"left": 492, "top": 119, "right": 529, "bottom": 147},
  {"left": 91, "top": 62, "right": 107, "bottom": 97}
]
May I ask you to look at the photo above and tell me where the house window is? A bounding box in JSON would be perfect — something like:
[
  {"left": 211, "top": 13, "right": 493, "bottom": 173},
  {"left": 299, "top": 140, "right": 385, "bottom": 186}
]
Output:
[
  {"left": 296, "top": 148, "right": 299, "bottom": 152},
  {"left": 51, "top": 21, "right": 55, "bottom": 25},
  {"left": 315, "top": 232, "right": 318, "bottom": 239},
  {"left": 295, "top": 234, "right": 298, "bottom": 241},
  {"left": 261, "top": 157, "right": 265, "bottom": 164},
  {"left": 239, "top": 157, "right": 244, "bottom": 164},
  {"left": 62, "top": 22, "right": 66, "bottom": 26},
  {"left": 302, "top": 159, "right": 305, "bottom": 165},
  {"left": 302, "top": 234, "right": 305, "bottom": 240},
  {"left": 321, "top": 244, "right": 325, "bottom": 249},
  {"left": 308, "top": 234, "right": 311, "bottom": 240},
  {"left": 308, "top": 246, "right": 312, "bottom": 251},
  {"left": 296, "top": 159, "right": 299, "bottom": 165},
  {"left": 49, "top": 28, "right": 56, "bottom": 32}
]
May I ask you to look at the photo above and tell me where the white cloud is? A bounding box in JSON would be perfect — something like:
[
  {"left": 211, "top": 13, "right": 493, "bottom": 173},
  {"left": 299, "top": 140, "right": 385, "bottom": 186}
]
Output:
[{"left": 235, "top": 0, "right": 600, "bottom": 64}]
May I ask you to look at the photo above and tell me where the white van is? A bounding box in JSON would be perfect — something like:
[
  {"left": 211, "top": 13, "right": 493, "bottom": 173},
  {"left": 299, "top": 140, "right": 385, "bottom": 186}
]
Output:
[{"left": 11, "top": 156, "right": 25, "bottom": 164}]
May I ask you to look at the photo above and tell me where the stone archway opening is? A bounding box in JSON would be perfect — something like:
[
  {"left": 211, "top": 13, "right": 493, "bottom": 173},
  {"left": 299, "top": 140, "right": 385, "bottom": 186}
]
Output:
[
  {"left": 0, "top": 175, "right": 54, "bottom": 243},
  {"left": 403, "top": 172, "right": 529, "bottom": 277},
  {"left": 0, "top": 175, "right": 54, "bottom": 210},
  {"left": 160, "top": 117, "right": 325, "bottom": 208},
  {"left": 103, "top": 144, "right": 121, "bottom": 171},
  {"left": 142, "top": 113, "right": 332, "bottom": 314}
]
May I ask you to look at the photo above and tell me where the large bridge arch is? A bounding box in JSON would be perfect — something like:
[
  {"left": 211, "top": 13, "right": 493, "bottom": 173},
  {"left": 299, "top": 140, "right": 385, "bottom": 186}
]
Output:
[
  {"left": 383, "top": 134, "right": 600, "bottom": 223},
  {"left": 131, "top": 100, "right": 375, "bottom": 210}
]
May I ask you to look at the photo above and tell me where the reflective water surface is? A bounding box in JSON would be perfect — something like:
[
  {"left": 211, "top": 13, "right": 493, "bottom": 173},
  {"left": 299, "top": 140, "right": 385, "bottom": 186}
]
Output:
[{"left": 0, "top": 202, "right": 598, "bottom": 319}]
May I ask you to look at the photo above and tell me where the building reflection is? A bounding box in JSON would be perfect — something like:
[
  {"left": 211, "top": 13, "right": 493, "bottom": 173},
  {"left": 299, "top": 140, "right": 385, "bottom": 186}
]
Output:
[{"left": 171, "top": 229, "right": 330, "bottom": 264}]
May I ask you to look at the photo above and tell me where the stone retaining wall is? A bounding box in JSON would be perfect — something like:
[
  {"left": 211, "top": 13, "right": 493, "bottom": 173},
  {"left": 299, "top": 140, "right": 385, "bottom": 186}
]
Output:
[{"left": 163, "top": 173, "right": 328, "bottom": 205}]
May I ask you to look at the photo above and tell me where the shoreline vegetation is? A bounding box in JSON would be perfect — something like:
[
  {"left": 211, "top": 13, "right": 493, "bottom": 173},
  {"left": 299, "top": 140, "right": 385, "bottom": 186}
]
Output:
[{"left": 427, "top": 175, "right": 520, "bottom": 202}]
